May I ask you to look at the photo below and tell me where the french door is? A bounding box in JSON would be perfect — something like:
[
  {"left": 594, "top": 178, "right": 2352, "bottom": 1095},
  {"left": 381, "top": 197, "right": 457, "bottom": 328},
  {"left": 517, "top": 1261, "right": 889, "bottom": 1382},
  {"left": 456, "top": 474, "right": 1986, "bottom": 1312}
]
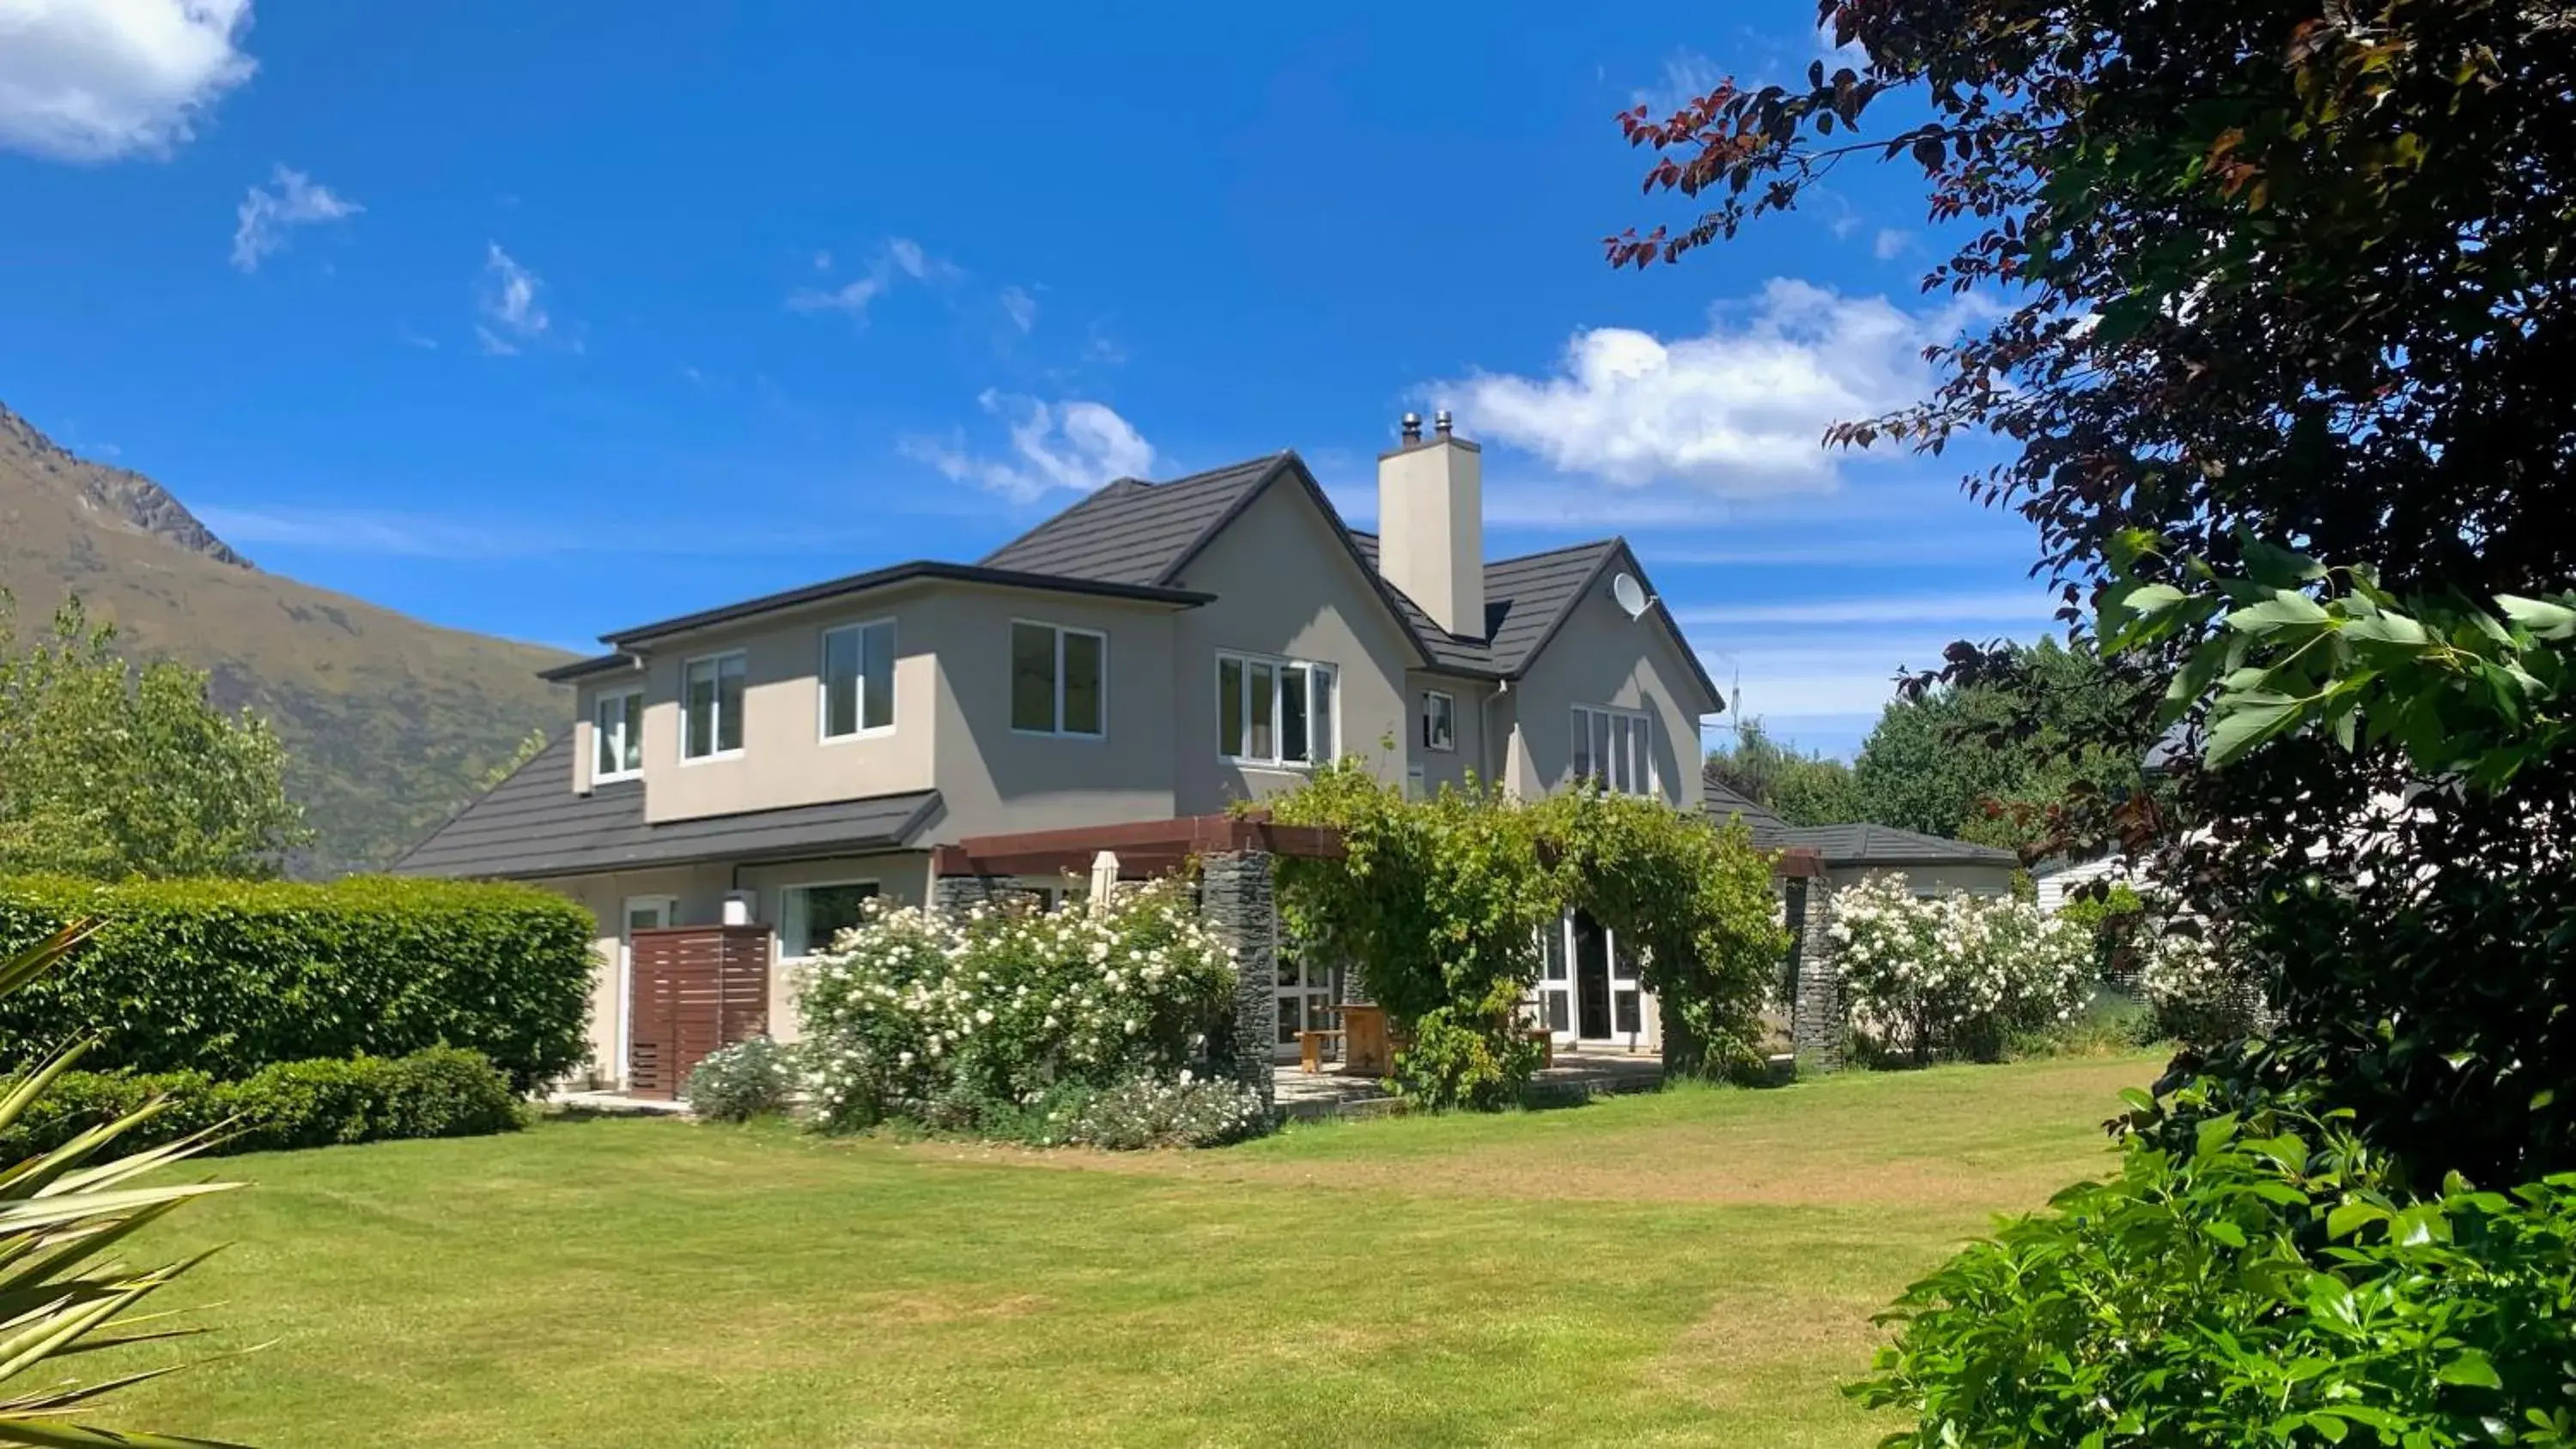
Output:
[
  {"left": 1535, "top": 910, "right": 1644, "bottom": 1048},
  {"left": 1274, "top": 949, "right": 1342, "bottom": 1063}
]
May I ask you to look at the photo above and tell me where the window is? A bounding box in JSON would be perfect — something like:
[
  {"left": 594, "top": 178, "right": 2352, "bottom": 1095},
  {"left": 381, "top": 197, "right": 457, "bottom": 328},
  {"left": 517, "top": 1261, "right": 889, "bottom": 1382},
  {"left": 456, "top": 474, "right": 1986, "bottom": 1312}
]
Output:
[
  {"left": 1011, "top": 622, "right": 1106, "bottom": 737},
  {"left": 1571, "top": 704, "right": 1655, "bottom": 797},
  {"left": 682, "top": 652, "right": 746, "bottom": 761},
  {"left": 781, "top": 881, "right": 878, "bottom": 958},
  {"left": 592, "top": 688, "right": 643, "bottom": 781},
  {"left": 820, "top": 620, "right": 896, "bottom": 739},
  {"left": 1420, "top": 690, "right": 1456, "bottom": 752},
  {"left": 1218, "top": 652, "right": 1336, "bottom": 767}
]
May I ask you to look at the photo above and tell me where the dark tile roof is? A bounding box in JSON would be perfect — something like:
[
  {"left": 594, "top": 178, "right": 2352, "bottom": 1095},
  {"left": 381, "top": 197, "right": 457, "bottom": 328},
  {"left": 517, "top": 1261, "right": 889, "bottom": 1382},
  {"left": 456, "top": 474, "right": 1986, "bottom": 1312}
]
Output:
[
  {"left": 602, "top": 561, "right": 1212, "bottom": 649},
  {"left": 1701, "top": 779, "right": 2016, "bottom": 868},
  {"left": 392, "top": 736, "right": 941, "bottom": 881},
  {"left": 540, "top": 652, "right": 638, "bottom": 683},
  {"left": 982, "top": 452, "right": 1703, "bottom": 690},
  {"left": 978, "top": 457, "right": 1285, "bottom": 586}
]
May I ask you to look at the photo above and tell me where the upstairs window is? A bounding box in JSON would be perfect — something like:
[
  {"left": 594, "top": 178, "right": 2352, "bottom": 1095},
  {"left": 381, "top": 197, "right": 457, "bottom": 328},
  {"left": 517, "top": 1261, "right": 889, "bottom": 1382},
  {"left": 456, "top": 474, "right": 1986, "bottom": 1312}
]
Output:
[
  {"left": 1571, "top": 704, "right": 1655, "bottom": 797},
  {"left": 1420, "top": 690, "right": 1456, "bottom": 753},
  {"left": 593, "top": 687, "right": 643, "bottom": 781},
  {"left": 1012, "top": 622, "right": 1106, "bottom": 737},
  {"left": 820, "top": 619, "right": 896, "bottom": 739},
  {"left": 1218, "top": 652, "right": 1336, "bottom": 767},
  {"left": 682, "top": 652, "right": 746, "bottom": 761}
]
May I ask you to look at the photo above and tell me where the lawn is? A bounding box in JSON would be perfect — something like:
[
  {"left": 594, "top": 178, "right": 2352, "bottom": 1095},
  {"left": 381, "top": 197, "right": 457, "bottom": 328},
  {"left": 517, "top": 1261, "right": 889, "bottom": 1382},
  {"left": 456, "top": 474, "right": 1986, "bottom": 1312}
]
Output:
[{"left": 116, "top": 1053, "right": 2156, "bottom": 1448}]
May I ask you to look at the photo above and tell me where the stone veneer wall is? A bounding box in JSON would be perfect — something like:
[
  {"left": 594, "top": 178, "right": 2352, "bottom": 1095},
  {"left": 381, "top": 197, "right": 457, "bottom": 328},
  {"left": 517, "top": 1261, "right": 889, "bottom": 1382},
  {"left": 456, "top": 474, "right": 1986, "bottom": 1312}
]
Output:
[
  {"left": 1196, "top": 852, "right": 1279, "bottom": 1110},
  {"left": 1791, "top": 879, "right": 1844, "bottom": 1072}
]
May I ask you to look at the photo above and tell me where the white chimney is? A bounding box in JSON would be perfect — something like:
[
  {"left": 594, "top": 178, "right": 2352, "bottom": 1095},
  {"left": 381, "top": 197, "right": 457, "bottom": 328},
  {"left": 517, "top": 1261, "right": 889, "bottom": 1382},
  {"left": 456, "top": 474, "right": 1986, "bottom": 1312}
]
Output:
[{"left": 1376, "top": 410, "right": 1485, "bottom": 638}]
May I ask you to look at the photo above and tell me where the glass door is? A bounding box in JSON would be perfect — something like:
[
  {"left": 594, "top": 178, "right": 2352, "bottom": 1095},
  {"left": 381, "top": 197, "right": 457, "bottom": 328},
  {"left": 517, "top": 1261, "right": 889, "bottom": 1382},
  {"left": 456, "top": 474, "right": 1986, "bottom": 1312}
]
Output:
[
  {"left": 1535, "top": 913, "right": 1575, "bottom": 1041},
  {"left": 1274, "top": 949, "right": 1341, "bottom": 1064}
]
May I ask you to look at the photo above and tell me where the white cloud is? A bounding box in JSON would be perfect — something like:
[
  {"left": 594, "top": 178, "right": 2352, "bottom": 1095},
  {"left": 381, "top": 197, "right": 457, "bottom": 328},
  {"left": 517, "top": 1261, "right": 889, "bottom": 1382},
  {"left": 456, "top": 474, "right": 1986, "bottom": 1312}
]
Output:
[
  {"left": 901, "top": 390, "right": 1155, "bottom": 504},
  {"left": 999, "top": 285, "right": 1037, "bottom": 334},
  {"left": 788, "top": 236, "right": 957, "bottom": 322},
  {"left": 1872, "top": 227, "right": 1911, "bottom": 261},
  {"left": 229, "top": 164, "right": 359, "bottom": 272},
  {"left": 1675, "top": 589, "right": 2062, "bottom": 627},
  {"left": 1427, "top": 278, "right": 1982, "bottom": 497},
  {"left": 0, "top": 0, "right": 256, "bottom": 161},
  {"left": 1631, "top": 48, "right": 1722, "bottom": 116},
  {"left": 476, "top": 242, "right": 549, "bottom": 354},
  {"left": 786, "top": 276, "right": 884, "bottom": 318}
]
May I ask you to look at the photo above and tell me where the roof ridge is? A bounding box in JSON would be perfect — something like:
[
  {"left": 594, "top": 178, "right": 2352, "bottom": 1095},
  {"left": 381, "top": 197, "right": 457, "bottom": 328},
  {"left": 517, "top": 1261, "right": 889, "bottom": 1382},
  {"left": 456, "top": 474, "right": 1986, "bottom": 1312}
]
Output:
[{"left": 1487, "top": 537, "right": 1620, "bottom": 567}]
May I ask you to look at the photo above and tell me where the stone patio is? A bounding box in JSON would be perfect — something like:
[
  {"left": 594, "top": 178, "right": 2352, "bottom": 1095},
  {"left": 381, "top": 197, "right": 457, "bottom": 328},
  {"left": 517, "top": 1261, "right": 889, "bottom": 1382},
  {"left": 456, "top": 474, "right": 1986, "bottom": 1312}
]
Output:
[{"left": 1273, "top": 1049, "right": 1665, "bottom": 1119}]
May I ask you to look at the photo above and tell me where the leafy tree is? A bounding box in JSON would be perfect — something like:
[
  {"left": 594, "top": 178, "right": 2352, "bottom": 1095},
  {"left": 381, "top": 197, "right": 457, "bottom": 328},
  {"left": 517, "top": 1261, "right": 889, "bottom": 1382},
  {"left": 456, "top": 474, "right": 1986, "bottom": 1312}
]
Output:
[
  {"left": 1607, "top": 0, "right": 2576, "bottom": 1190},
  {"left": 1701, "top": 718, "right": 1861, "bottom": 825},
  {"left": 0, "top": 596, "right": 310, "bottom": 880}
]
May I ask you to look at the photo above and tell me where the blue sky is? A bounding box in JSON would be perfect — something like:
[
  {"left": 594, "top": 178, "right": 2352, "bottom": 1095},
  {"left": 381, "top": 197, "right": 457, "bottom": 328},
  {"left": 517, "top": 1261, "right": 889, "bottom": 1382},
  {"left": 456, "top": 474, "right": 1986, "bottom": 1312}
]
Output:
[{"left": 0, "top": 1, "right": 2059, "bottom": 759}]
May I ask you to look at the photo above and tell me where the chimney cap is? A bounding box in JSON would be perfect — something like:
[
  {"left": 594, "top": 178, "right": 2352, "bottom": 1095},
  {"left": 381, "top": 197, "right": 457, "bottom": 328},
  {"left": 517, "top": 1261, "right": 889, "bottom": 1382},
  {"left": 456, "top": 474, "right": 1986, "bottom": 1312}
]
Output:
[
  {"left": 1400, "top": 411, "right": 1423, "bottom": 444},
  {"left": 1434, "top": 409, "right": 1454, "bottom": 437}
]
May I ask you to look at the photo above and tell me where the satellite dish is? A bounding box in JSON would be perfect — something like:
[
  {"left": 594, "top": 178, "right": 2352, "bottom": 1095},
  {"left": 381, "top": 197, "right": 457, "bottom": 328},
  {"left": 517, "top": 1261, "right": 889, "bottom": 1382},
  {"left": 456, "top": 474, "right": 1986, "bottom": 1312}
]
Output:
[{"left": 1611, "top": 572, "right": 1655, "bottom": 621}]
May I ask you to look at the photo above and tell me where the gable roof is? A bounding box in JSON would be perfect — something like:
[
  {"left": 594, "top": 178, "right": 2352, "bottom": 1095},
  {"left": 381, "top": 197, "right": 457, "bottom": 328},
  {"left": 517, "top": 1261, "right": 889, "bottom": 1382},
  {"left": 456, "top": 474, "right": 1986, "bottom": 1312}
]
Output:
[
  {"left": 392, "top": 736, "right": 940, "bottom": 881},
  {"left": 983, "top": 452, "right": 1721, "bottom": 705},
  {"left": 1702, "top": 773, "right": 2016, "bottom": 869},
  {"left": 600, "top": 560, "right": 1212, "bottom": 650}
]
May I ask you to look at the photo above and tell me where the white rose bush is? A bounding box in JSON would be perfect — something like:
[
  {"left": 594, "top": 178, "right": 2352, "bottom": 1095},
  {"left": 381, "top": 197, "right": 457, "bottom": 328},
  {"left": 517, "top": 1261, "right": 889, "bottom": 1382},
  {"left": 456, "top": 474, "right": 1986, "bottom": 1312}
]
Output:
[
  {"left": 1827, "top": 874, "right": 2094, "bottom": 1064},
  {"left": 793, "top": 880, "right": 1265, "bottom": 1146},
  {"left": 2135, "top": 924, "right": 2266, "bottom": 1047}
]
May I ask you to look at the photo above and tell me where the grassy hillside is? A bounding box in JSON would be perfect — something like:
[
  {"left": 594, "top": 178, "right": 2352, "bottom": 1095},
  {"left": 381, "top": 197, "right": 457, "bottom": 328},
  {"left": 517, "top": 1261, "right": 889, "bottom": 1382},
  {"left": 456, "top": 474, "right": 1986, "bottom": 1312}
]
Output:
[{"left": 0, "top": 402, "right": 570, "bottom": 875}]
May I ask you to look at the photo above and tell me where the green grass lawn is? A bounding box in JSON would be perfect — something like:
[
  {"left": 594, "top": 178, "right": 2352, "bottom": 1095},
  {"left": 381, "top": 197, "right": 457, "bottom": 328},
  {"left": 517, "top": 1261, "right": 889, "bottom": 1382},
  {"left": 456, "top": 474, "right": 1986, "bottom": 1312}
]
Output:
[{"left": 115, "top": 1053, "right": 2156, "bottom": 1448}]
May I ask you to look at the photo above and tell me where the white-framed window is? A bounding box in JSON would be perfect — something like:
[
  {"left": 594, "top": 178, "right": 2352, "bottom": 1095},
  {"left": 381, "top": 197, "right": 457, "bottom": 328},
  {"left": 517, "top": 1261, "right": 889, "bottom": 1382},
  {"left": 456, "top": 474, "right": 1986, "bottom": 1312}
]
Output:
[
  {"left": 780, "top": 880, "right": 879, "bottom": 959},
  {"left": 1011, "top": 621, "right": 1106, "bottom": 737},
  {"left": 1571, "top": 704, "right": 1656, "bottom": 797},
  {"left": 681, "top": 652, "right": 747, "bottom": 761},
  {"left": 1217, "top": 652, "right": 1337, "bottom": 767},
  {"left": 820, "top": 619, "right": 896, "bottom": 740},
  {"left": 1420, "top": 689, "right": 1456, "bottom": 753},
  {"left": 592, "top": 687, "right": 644, "bottom": 781}
]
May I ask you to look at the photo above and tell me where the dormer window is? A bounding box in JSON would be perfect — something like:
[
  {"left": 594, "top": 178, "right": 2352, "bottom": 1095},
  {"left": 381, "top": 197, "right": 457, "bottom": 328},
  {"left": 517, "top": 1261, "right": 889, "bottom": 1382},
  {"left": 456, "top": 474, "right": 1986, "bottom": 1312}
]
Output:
[{"left": 593, "top": 688, "right": 643, "bottom": 781}]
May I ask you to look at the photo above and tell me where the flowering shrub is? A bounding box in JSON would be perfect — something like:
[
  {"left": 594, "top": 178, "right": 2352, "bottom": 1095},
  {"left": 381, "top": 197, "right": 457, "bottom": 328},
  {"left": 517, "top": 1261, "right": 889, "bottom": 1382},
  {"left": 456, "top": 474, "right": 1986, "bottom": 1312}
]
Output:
[
  {"left": 1829, "top": 873, "right": 2093, "bottom": 1064},
  {"left": 2138, "top": 925, "right": 2267, "bottom": 1047},
  {"left": 797, "top": 881, "right": 1242, "bottom": 1138},
  {"left": 1067, "top": 1075, "right": 1270, "bottom": 1149},
  {"left": 1388, "top": 1007, "right": 1545, "bottom": 1112},
  {"left": 684, "top": 1035, "right": 796, "bottom": 1122}
]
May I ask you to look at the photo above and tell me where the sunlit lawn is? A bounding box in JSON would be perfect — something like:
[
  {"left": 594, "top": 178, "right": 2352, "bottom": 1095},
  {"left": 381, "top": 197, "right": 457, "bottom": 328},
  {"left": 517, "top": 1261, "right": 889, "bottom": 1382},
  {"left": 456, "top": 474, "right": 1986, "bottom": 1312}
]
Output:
[{"left": 118, "top": 1053, "right": 2156, "bottom": 1448}]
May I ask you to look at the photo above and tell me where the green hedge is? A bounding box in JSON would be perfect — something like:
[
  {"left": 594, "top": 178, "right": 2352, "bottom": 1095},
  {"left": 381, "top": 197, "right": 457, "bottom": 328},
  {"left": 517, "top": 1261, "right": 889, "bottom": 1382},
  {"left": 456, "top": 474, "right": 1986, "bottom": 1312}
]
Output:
[
  {"left": 0, "top": 1046, "right": 527, "bottom": 1161},
  {"left": 0, "top": 875, "right": 596, "bottom": 1088}
]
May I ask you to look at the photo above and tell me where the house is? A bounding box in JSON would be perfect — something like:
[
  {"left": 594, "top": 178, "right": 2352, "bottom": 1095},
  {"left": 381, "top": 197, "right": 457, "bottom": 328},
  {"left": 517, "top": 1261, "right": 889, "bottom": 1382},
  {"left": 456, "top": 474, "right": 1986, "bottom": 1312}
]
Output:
[
  {"left": 397, "top": 414, "right": 1721, "bottom": 1089},
  {"left": 1701, "top": 777, "right": 2020, "bottom": 897}
]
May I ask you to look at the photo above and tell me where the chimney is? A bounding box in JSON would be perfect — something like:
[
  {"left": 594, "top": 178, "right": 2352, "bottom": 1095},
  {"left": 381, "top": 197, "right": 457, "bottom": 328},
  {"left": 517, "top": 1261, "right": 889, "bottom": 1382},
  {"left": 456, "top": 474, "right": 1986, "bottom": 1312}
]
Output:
[{"left": 1377, "top": 409, "right": 1485, "bottom": 638}]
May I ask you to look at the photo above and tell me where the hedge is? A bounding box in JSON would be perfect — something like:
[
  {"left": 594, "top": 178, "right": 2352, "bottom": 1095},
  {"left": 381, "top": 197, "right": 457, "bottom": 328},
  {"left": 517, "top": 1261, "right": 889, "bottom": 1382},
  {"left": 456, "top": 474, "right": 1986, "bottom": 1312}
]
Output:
[
  {"left": 0, "top": 1046, "right": 526, "bottom": 1161},
  {"left": 0, "top": 875, "right": 596, "bottom": 1088}
]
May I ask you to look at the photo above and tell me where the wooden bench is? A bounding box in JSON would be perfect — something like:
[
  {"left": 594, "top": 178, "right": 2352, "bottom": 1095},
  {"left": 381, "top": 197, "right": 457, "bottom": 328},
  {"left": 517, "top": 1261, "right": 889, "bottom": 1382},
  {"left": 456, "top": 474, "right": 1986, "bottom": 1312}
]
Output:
[{"left": 1297, "top": 1028, "right": 1346, "bottom": 1074}]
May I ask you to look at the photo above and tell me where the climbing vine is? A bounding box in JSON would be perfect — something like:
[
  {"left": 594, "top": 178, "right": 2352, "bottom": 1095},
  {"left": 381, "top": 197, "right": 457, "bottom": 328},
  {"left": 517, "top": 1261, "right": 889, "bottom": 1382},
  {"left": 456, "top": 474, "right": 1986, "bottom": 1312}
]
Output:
[{"left": 1266, "top": 762, "right": 1789, "bottom": 1106}]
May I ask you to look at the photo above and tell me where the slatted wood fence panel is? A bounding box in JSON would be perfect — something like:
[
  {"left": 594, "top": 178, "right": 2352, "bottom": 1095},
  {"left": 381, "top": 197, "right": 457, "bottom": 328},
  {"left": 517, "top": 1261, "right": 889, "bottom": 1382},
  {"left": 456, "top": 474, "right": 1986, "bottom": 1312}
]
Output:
[{"left": 628, "top": 925, "right": 771, "bottom": 1099}]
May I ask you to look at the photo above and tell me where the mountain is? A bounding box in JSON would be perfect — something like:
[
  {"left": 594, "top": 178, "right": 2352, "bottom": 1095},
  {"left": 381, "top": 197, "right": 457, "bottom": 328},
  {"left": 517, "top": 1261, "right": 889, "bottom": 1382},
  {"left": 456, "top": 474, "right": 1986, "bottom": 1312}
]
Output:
[{"left": 0, "top": 402, "right": 571, "bottom": 875}]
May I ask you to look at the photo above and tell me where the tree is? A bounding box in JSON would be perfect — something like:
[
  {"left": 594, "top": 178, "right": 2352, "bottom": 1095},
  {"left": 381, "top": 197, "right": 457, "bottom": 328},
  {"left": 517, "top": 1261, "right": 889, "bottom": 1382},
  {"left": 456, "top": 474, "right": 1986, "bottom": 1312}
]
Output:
[
  {"left": 1851, "top": 639, "right": 2160, "bottom": 855},
  {"left": 1701, "top": 718, "right": 1861, "bottom": 825},
  {"left": 0, "top": 597, "right": 310, "bottom": 880},
  {"left": 1609, "top": 0, "right": 2576, "bottom": 1185}
]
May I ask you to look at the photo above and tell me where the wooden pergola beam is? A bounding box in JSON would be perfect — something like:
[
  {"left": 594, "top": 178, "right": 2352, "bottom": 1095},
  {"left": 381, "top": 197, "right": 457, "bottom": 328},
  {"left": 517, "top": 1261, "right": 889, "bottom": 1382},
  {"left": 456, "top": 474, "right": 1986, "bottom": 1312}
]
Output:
[{"left": 931, "top": 811, "right": 1344, "bottom": 879}]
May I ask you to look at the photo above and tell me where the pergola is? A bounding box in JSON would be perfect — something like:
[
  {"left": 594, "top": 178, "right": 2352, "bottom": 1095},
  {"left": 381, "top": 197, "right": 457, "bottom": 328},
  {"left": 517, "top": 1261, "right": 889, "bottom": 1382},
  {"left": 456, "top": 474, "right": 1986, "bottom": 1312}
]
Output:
[{"left": 930, "top": 810, "right": 1345, "bottom": 881}]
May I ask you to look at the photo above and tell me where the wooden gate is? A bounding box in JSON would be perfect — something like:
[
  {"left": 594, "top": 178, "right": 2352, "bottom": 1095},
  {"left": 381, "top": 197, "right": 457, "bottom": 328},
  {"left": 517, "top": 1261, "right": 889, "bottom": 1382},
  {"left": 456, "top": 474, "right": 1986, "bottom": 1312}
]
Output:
[{"left": 627, "top": 925, "right": 772, "bottom": 1099}]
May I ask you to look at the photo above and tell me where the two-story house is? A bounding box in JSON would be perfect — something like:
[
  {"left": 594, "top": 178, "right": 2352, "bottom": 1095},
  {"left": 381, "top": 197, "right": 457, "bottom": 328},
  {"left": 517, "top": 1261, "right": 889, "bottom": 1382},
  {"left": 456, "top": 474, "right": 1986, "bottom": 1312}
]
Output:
[{"left": 397, "top": 414, "right": 1719, "bottom": 1088}]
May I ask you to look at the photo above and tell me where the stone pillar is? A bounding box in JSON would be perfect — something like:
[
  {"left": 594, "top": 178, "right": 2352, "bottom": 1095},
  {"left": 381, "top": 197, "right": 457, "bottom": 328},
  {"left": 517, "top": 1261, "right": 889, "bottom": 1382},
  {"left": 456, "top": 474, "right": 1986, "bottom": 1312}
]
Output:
[
  {"left": 1198, "top": 851, "right": 1279, "bottom": 1110},
  {"left": 932, "top": 874, "right": 1000, "bottom": 915},
  {"left": 1791, "top": 878, "right": 1844, "bottom": 1073}
]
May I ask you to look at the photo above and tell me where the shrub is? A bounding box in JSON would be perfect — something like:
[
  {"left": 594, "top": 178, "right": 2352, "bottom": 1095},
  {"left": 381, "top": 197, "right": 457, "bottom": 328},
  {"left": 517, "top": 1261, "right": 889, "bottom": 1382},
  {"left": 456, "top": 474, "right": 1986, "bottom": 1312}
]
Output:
[
  {"left": 0, "top": 1046, "right": 524, "bottom": 1161},
  {"left": 1829, "top": 873, "right": 2093, "bottom": 1064},
  {"left": 0, "top": 873, "right": 596, "bottom": 1088},
  {"left": 1066, "top": 1075, "right": 1270, "bottom": 1149},
  {"left": 799, "top": 881, "right": 1243, "bottom": 1139},
  {"left": 1854, "top": 1089, "right": 2576, "bottom": 1446},
  {"left": 2057, "top": 881, "right": 2149, "bottom": 987},
  {"left": 1388, "top": 1007, "right": 1545, "bottom": 1112},
  {"left": 2138, "top": 925, "right": 2268, "bottom": 1048},
  {"left": 686, "top": 1036, "right": 797, "bottom": 1122}
]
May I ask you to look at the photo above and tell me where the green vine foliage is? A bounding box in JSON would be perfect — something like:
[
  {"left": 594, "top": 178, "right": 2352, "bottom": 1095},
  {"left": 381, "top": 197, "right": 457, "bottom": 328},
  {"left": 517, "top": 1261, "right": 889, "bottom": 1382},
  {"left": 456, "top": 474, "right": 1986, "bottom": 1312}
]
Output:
[{"left": 1267, "top": 762, "right": 1789, "bottom": 1106}]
